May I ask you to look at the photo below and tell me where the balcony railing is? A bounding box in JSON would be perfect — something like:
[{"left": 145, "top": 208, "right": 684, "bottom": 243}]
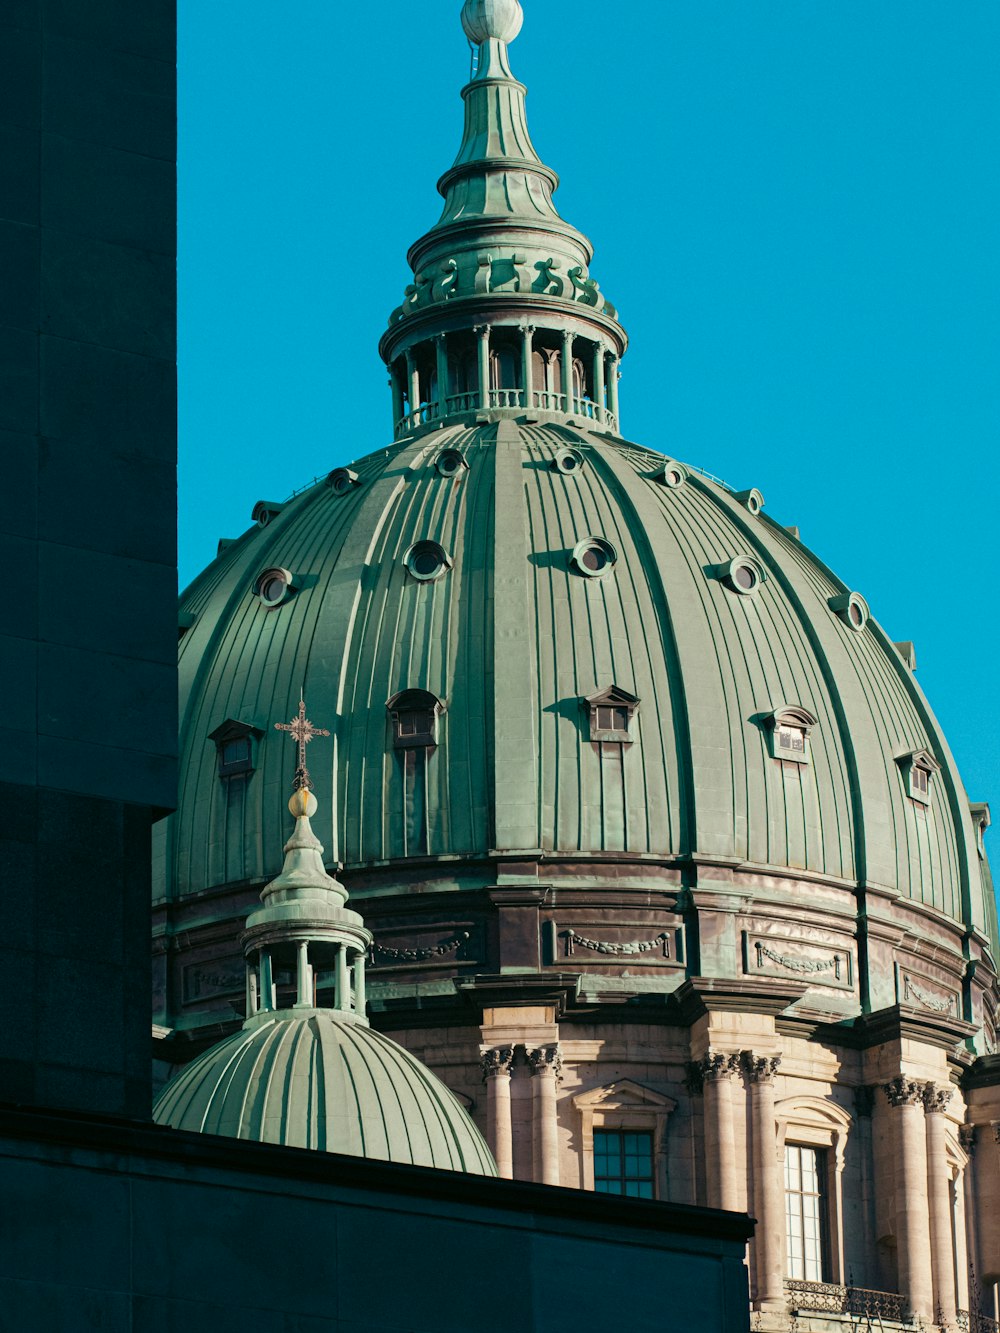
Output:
[
  {"left": 959, "top": 1314, "right": 1000, "bottom": 1333},
  {"left": 785, "top": 1280, "right": 907, "bottom": 1323},
  {"left": 394, "top": 391, "right": 617, "bottom": 438}
]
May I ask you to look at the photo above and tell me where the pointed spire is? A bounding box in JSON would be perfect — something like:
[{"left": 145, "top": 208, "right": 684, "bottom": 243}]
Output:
[{"left": 379, "top": 3, "right": 627, "bottom": 438}]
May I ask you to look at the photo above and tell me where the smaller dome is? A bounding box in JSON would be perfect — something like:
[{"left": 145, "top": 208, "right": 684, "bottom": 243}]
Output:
[
  {"left": 154, "top": 1010, "right": 497, "bottom": 1175},
  {"left": 461, "top": 0, "right": 523, "bottom": 44}
]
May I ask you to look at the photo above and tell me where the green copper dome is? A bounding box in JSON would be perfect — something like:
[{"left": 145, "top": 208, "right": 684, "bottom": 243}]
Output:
[{"left": 153, "top": 1009, "right": 496, "bottom": 1173}]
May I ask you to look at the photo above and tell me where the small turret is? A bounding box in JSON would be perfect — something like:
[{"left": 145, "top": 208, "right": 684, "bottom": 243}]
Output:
[{"left": 379, "top": 0, "right": 626, "bottom": 438}]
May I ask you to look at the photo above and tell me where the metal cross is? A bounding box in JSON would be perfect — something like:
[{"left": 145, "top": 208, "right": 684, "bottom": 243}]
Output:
[{"left": 274, "top": 697, "right": 330, "bottom": 791}]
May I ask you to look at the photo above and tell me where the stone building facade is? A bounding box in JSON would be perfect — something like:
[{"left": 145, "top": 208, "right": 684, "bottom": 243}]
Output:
[{"left": 154, "top": 3, "right": 1000, "bottom": 1328}]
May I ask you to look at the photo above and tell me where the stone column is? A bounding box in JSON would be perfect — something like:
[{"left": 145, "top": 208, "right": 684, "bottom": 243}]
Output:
[
  {"left": 924, "top": 1085, "right": 957, "bottom": 1326},
  {"left": 481, "top": 1047, "right": 515, "bottom": 1179},
  {"left": 529, "top": 1045, "right": 562, "bottom": 1186},
  {"left": 389, "top": 368, "right": 405, "bottom": 436},
  {"left": 560, "top": 329, "right": 574, "bottom": 409},
  {"left": 885, "top": 1077, "right": 935, "bottom": 1323},
  {"left": 699, "top": 1052, "right": 742, "bottom": 1211},
  {"left": 294, "top": 939, "right": 312, "bottom": 1008},
  {"left": 744, "top": 1053, "right": 785, "bottom": 1310},
  {"left": 353, "top": 950, "right": 366, "bottom": 1017},
  {"left": 476, "top": 324, "right": 491, "bottom": 409},
  {"left": 335, "top": 942, "right": 351, "bottom": 1012},
  {"left": 435, "top": 333, "right": 449, "bottom": 418},
  {"left": 404, "top": 348, "right": 420, "bottom": 425},
  {"left": 607, "top": 356, "right": 620, "bottom": 426},
  {"left": 259, "top": 951, "right": 275, "bottom": 1011},
  {"left": 593, "top": 341, "right": 606, "bottom": 418},
  {"left": 521, "top": 324, "right": 535, "bottom": 410},
  {"left": 958, "top": 1124, "right": 977, "bottom": 1316},
  {"left": 245, "top": 965, "right": 258, "bottom": 1019}
]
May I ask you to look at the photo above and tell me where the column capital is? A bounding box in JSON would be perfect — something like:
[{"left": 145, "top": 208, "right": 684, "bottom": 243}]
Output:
[
  {"left": 690, "top": 1051, "right": 742, "bottom": 1090},
  {"left": 922, "top": 1083, "right": 953, "bottom": 1115},
  {"left": 741, "top": 1051, "right": 781, "bottom": 1083},
  {"left": 474, "top": 323, "right": 490, "bottom": 340},
  {"left": 883, "top": 1075, "right": 926, "bottom": 1108},
  {"left": 958, "top": 1124, "right": 977, "bottom": 1157},
  {"left": 992, "top": 1120, "right": 1000, "bottom": 1145},
  {"left": 480, "top": 1046, "right": 515, "bottom": 1081},
  {"left": 434, "top": 331, "right": 448, "bottom": 344},
  {"left": 528, "top": 1044, "right": 562, "bottom": 1081}
]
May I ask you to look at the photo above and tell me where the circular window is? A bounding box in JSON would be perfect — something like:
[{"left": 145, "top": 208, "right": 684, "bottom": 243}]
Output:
[
  {"left": 436, "top": 449, "right": 467, "bottom": 477},
  {"left": 745, "top": 491, "right": 763, "bottom": 515},
  {"left": 254, "top": 567, "right": 293, "bottom": 609},
  {"left": 553, "top": 447, "right": 585, "bottom": 475},
  {"left": 654, "top": 461, "right": 687, "bottom": 489},
  {"left": 828, "top": 591, "right": 869, "bottom": 630},
  {"left": 404, "top": 540, "right": 453, "bottom": 582},
  {"left": 327, "top": 467, "right": 358, "bottom": 495},
  {"left": 571, "top": 537, "right": 617, "bottom": 578},
  {"left": 719, "top": 557, "right": 765, "bottom": 596}
]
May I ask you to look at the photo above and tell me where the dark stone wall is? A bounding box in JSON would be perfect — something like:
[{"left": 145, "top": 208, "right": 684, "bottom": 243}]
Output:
[
  {"left": 0, "top": 1108, "right": 754, "bottom": 1333},
  {"left": 0, "top": 1, "right": 176, "bottom": 1117}
]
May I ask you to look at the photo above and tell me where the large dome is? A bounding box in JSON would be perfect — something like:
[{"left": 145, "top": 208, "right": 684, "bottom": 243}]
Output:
[
  {"left": 154, "top": 1008, "right": 496, "bottom": 1173},
  {"left": 166, "top": 419, "right": 995, "bottom": 952}
]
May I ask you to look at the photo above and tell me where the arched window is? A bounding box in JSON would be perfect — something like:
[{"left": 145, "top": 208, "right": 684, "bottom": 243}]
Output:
[
  {"left": 386, "top": 689, "right": 445, "bottom": 750},
  {"left": 572, "top": 357, "right": 586, "bottom": 398},
  {"left": 775, "top": 1096, "right": 853, "bottom": 1286}
]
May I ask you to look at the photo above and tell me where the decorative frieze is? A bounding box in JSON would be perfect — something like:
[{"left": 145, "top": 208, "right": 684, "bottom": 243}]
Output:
[
  {"left": 182, "top": 957, "right": 246, "bottom": 1004},
  {"left": 373, "top": 930, "right": 471, "bottom": 964},
  {"left": 743, "top": 931, "right": 852, "bottom": 990},
  {"left": 480, "top": 1047, "right": 515, "bottom": 1082},
  {"left": 896, "top": 965, "right": 961, "bottom": 1018},
  {"left": 563, "top": 930, "right": 670, "bottom": 958}
]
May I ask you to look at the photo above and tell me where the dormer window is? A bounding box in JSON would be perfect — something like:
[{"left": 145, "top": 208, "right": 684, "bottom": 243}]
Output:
[
  {"left": 764, "top": 706, "right": 817, "bottom": 765},
  {"left": 387, "top": 689, "right": 445, "bottom": 750},
  {"left": 208, "top": 719, "right": 263, "bottom": 778},
  {"left": 971, "top": 803, "right": 991, "bottom": 858},
  {"left": 585, "top": 686, "right": 639, "bottom": 743},
  {"left": 896, "top": 749, "right": 940, "bottom": 806}
]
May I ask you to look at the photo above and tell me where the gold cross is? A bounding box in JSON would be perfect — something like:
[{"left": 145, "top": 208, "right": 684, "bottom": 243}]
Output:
[{"left": 274, "top": 698, "right": 330, "bottom": 790}]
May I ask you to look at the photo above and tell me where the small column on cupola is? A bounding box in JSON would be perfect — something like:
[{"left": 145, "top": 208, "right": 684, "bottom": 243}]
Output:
[{"left": 240, "top": 699, "right": 372, "bottom": 1022}]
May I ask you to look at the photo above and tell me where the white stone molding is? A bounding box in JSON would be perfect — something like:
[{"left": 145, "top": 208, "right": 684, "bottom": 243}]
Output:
[
  {"left": 775, "top": 1095, "right": 853, "bottom": 1284},
  {"left": 572, "top": 1079, "right": 676, "bottom": 1195}
]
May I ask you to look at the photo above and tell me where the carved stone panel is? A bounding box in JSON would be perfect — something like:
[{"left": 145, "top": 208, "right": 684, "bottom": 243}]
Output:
[
  {"left": 742, "top": 931, "right": 853, "bottom": 990},
  {"left": 182, "top": 956, "right": 245, "bottom": 1005},
  {"left": 543, "top": 917, "right": 685, "bottom": 971},
  {"left": 894, "top": 964, "right": 961, "bottom": 1018},
  {"left": 370, "top": 922, "right": 482, "bottom": 971}
]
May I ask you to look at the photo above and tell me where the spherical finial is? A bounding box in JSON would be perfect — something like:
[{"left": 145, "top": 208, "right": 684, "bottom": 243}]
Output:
[
  {"left": 461, "top": 0, "right": 523, "bottom": 45},
  {"left": 289, "top": 788, "right": 318, "bottom": 819}
]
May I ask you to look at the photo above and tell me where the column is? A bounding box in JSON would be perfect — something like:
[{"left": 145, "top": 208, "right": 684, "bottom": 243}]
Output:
[
  {"left": 389, "top": 367, "right": 405, "bottom": 435},
  {"left": 245, "top": 965, "right": 258, "bottom": 1019},
  {"left": 481, "top": 1047, "right": 515, "bottom": 1179},
  {"left": 259, "top": 951, "right": 275, "bottom": 1011},
  {"left": 699, "top": 1052, "right": 741, "bottom": 1211},
  {"left": 521, "top": 324, "right": 535, "bottom": 410},
  {"left": 295, "top": 939, "right": 312, "bottom": 1008},
  {"left": 476, "top": 324, "right": 491, "bottom": 409},
  {"left": 560, "top": 329, "right": 574, "bottom": 409},
  {"left": 607, "top": 355, "right": 620, "bottom": 427},
  {"left": 593, "top": 341, "right": 606, "bottom": 418},
  {"left": 404, "top": 347, "right": 420, "bottom": 424},
  {"left": 924, "top": 1085, "right": 957, "bottom": 1326},
  {"left": 353, "top": 950, "right": 366, "bottom": 1018},
  {"left": 529, "top": 1045, "right": 562, "bottom": 1186},
  {"left": 336, "top": 942, "right": 351, "bottom": 1012},
  {"left": 884, "top": 1077, "right": 934, "bottom": 1323},
  {"left": 435, "top": 333, "right": 449, "bottom": 418},
  {"left": 958, "top": 1124, "right": 977, "bottom": 1317},
  {"left": 744, "top": 1054, "right": 785, "bottom": 1310}
]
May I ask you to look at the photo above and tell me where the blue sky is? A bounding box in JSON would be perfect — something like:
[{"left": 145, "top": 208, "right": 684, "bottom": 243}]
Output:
[{"left": 179, "top": 1, "right": 999, "bottom": 816}]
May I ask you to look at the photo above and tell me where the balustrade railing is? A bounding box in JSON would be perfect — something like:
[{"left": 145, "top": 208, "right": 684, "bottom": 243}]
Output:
[
  {"left": 784, "top": 1280, "right": 907, "bottom": 1323},
  {"left": 489, "top": 387, "right": 524, "bottom": 409},
  {"left": 445, "top": 391, "right": 479, "bottom": 414},
  {"left": 531, "top": 389, "right": 566, "bottom": 412}
]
